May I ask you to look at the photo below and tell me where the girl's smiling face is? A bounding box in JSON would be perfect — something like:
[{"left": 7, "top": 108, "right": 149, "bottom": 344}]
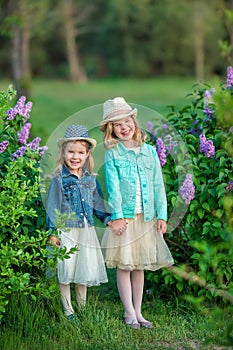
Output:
[
  {"left": 113, "top": 116, "right": 136, "bottom": 141},
  {"left": 64, "top": 141, "right": 90, "bottom": 176}
]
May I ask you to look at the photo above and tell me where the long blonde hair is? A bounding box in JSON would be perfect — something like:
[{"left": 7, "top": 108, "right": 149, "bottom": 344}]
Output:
[
  {"left": 100, "top": 117, "right": 146, "bottom": 149},
  {"left": 55, "top": 140, "right": 95, "bottom": 174}
]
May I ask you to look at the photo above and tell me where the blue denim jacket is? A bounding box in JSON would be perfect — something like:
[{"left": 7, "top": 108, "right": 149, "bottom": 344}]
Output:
[
  {"left": 46, "top": 165, "right": 111, "bottom": 230},
  {"left": 104, "top": 142, "right": 167, "bottom": 222}
]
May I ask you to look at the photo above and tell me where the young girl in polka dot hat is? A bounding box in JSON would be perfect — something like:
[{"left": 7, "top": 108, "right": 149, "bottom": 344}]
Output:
[{"left": 46, "top": 124, "right": 112, "bottom": 322}]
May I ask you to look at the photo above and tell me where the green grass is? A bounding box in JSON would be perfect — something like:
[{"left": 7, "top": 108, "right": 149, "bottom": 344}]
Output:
[
  {"left": 0, "top": 76, "right": 221, "bottom": 144},
  {"left": 0, "top": 276, "right": 232, "bottom": 350},
  {"left": 1, "top": 76, "right": 221, "bottom": 174}
]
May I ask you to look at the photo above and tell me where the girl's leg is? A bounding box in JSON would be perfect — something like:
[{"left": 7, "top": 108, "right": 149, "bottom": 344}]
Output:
[
  {"left": 74, "top": 283, "right": 87, "bottom": 307},
  {"left": 58, "top": 283, "right": 74, "bottom": 316},
  {"left": 131, "top": 270, "right": 151, "bottom": 323},
  {"left": 117, "top": 268, "right": 138, "bottom": 324}
]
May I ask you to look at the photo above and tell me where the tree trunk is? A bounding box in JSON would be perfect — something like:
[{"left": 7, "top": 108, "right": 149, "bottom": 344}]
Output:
[
  {"left": 63, "top": 0, "right": 87, "bottom": 83},
  {"left": 8, "top": 0, "right": 32, "bottom": 97},
  {"left": 194, "top": 1, "right": 204, "bottom": 82},
  {"left": 22, "top": 24, "right": 31, "bottom": 81},
  {"left": 11, "top": 24, "right": 22, "bottom": 86}
]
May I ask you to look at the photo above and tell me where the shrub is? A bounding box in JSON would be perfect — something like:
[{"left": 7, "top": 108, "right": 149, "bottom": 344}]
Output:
[
  {"left": 0, "top": 87, "right": 61, "bottom": 321},
  {"left": 146, "top": 68, "right": 233, "bottom": 303}
]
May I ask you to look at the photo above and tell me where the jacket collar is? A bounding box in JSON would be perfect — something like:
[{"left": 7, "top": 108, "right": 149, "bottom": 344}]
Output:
[
  {"left": 61, "top": 165, "right": 90, "bottom": 178},
  {"left": 117, "top": 141, "right": 149, "bottom": 156}
]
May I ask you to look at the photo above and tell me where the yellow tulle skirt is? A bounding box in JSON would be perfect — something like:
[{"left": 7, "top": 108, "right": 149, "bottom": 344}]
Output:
[{"left": 101, "top": 214, "right": 174, "bottom": 271}]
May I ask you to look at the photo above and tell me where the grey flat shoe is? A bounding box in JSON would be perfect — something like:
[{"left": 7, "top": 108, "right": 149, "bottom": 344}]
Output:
[
  {"left": 138, "top": 321, "right": 153, "bottom": 329},
  {"left": 124, "top": 318, "right": 140, "bottom": 329}
]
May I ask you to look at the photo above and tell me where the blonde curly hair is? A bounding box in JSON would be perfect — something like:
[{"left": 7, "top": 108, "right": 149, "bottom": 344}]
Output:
[{"left": 100, "top": 117, "right": 146, "bottom": 149}]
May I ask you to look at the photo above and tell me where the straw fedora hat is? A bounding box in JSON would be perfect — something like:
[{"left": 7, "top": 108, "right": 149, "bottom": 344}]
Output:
[
  {"left": 100, "top": 97, "right": 137, "bottom": 127},
  {"left": 57, "top": 124, "right": 97, "bottom": 149}
]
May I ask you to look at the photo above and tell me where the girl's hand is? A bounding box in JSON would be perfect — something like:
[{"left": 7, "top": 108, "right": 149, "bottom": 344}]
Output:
[
  {"left": 157, "top": 220, "right": 167, "bottom": 234},
  {"left": 48, "top": 235, "right": 60, "bottom": 247},
  {"left": 110, "top": 219, "right": 127, "bottom": 236}
]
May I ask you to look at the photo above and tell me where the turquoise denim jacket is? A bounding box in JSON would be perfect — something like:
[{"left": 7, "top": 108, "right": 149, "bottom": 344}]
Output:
[{"left": 104, "top": 142, "right": 167, "bottom": 222}]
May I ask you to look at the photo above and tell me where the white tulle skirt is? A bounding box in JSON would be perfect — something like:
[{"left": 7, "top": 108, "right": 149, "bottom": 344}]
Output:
[
  {"left": 101, "top": 214, "right": 174, "bottom": 271},
  {"left": 57, "top": 223, "right": 108, "bottom": 286}
]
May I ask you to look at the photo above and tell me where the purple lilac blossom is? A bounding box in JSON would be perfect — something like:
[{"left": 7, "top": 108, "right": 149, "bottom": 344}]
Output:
[
  {"left": 0, "top": 140, "right": 9, "bottom": 153},
  {"left": 6, "top": 96, "right": 33, "bottom": 120},
  {"left": 12, "top": 146, "right": 27, "bottom": 160},
  {"left": 229, "top": 127, "right": 233, "bottom": 134},
  {"left": 226, "top": 181, "right": 233, "bottom": 191},
  {"left": 38, "top": 146, "right": 48, "bottom": 156},
  {"left": 189, "top": 120, "right": 202, "bottom": 135},
  {"left": 164, "top": 135, "right": 178, "bottom": 155},
  {"left": 146, "top": 121, "right": 153, "bottom": 132},
  {"left": 189, "top": 126, "right": 202, "bottom": 135},
  {"left": 162, "top": 124, "right": 169, "bottom": 129},
  {"left": 203, "top": 88, "right": 215, "bottom": 117},
  {"left": 178, "top": 174, "right": 195, "bottom": 205},
  {"left": 21, "top": 101, "right": 33, "bottom": 119},
  {"left": 156, "top": 138, "right": 166, "bottom": 166},
  {"left": 17, "top": 123, "right": 32, "bottom": 144},
  {"left": 6, "top": 108, "right": 18, "bottom": 120},
  {"left": 199, "top": 134, "right": 215, "bottom": 158},
  {"left": 28, "top": 137, "right": 41, "bottom": 151},
  {"left": 226, "top": 66, "right": 233, "bottom": 89}
]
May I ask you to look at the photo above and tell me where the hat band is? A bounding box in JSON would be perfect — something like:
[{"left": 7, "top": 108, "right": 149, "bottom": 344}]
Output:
[{"left": 104, "top": 108, "right": 133, "bottom": 121}]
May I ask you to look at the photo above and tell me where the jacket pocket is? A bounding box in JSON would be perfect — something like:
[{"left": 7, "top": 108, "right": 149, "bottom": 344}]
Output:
[{"left": 114, "top": 159, "right": 131, "bottom": 178}]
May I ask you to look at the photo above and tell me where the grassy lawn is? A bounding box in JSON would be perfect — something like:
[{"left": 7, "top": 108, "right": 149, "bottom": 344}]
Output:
[
  {"left": 1, "top": 76, "right": 220, "bottom": 174},
  {"left": 0, "top": 76, "right": 220, "bottom": 144},
  {"left": 0, "top": 274, "right": 232, "bottom": 350}
]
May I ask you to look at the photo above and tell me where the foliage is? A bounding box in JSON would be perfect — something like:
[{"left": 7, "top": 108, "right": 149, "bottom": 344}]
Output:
[
  {"left": 146, "top": 67, "right": 233, "bottom": 304},
  {"left": 0, "top": 0, "right": 229, "bottom": 80},
  {"left": 0, "top": 86, "right": 69, "bottom": 321}
]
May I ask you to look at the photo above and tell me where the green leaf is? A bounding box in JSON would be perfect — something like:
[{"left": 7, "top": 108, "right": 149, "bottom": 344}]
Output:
[
  {"left": 212, "top": 221, "right": 222, "bottom": 228},
  {"left": 197, "top": 208, "right": 205, "bottom": 219},
  {"left": 202, "top": 202, "right": 210, "bottom": 211}
]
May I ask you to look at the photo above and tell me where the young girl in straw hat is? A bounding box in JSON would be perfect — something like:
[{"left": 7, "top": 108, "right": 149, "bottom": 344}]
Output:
[
  {"left": 100, "top": 98, "right": 174, "bottom": 329},
  {"left": 46, "top": 124, "right": 112, "bottom": 323}
]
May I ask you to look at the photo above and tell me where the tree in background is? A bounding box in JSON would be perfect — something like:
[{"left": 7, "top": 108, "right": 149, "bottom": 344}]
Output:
[
  {"left": 0, "top": 0, "right": 230, "bottom": 81},
  {"left": 3, "top": 0, "right": 51, "bottom": 97},
  {"left": 61, "top": 0, "right": 95, "bottom": 83},
  {"left": 219, "top": 0, "right": 233, "bottom": 65}
]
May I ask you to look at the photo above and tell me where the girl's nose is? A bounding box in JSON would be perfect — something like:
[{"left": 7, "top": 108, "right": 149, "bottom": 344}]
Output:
[{"left": 121, "top": 122, "right": 128, "bottom": 129}]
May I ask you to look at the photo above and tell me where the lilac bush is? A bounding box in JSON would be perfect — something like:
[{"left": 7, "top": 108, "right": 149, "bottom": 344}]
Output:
[
  {"left": 0, "top": 86, "right": 55, "bottom": 320},
  {"left": 146, "top": 67, "right": 233, "bottom": 302}
]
